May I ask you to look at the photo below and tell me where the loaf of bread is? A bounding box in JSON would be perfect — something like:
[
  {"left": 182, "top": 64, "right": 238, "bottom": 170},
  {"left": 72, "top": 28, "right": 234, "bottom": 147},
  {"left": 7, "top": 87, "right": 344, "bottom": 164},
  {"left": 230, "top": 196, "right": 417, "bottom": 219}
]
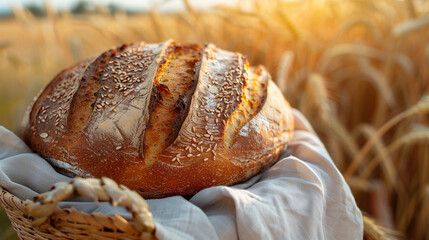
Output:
[{"left": 22, "top": 40, "right": 294, "bottom": 198}]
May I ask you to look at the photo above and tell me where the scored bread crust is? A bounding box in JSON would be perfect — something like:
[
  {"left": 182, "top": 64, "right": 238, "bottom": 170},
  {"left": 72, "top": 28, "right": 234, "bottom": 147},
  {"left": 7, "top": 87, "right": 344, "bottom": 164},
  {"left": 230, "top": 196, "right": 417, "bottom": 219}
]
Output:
[{"left": 22, "top": 40, "right": 294, "bottom": 198}]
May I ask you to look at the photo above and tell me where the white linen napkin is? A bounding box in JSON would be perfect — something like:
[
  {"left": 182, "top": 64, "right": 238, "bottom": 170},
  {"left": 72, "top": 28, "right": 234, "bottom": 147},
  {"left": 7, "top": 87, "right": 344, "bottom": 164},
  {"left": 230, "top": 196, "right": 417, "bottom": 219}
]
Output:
[{"left": 0, "top": 109, "right": 363, "bottom": 240}]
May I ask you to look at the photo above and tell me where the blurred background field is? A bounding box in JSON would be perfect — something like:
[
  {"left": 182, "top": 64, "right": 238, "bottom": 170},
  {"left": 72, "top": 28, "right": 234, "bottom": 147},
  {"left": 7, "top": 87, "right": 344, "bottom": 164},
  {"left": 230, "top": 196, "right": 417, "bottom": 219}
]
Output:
[{"left": 0, "top": 0, "right": 429, "bottom": 239}]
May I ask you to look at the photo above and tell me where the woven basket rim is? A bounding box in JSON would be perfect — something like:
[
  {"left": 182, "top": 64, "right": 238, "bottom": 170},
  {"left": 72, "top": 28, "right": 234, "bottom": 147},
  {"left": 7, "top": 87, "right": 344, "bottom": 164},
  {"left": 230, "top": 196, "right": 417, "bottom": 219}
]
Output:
[{"left": 0, "top": 184, "right": 155, "bottom": 240}]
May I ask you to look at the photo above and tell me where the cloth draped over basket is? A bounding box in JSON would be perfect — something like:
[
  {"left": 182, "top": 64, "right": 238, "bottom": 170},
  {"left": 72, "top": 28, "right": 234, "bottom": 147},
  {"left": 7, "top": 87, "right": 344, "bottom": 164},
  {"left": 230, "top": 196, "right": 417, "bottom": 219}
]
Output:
[{"left": 0, "top": 109, "right": 364, "bottom": 240}]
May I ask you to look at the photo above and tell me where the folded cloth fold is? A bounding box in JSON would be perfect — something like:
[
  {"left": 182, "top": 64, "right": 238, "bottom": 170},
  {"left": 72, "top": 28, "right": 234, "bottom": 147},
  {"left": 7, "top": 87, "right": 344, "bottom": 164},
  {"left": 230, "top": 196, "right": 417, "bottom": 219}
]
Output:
[{"left": 0, "top": 109, "right": 363, "bottom": 240}]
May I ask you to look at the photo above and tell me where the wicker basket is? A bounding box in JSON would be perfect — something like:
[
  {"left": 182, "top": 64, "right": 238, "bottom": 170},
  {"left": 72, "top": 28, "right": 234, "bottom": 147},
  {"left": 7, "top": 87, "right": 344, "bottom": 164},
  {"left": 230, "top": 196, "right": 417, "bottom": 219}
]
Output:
[
  {"left": 0, "top": 177, "right": 155, "bottom": 240},
  {"left": 0, "top": 177, "right": 392, "bottom": 240}
]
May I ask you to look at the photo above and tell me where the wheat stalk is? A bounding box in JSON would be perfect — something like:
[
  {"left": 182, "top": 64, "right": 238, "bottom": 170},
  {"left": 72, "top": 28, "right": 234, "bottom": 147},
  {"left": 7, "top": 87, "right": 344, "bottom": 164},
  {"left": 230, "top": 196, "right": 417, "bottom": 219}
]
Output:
[
  {"left": 357, "top": 125, "right": 397, "bottom": 192},
  {"left": 345, "top": 95, "right": 429, "bottom": 177},
  {"left": 393, "top": 15, "right": 429, "bottom": 37},
  {"left": 276, "top": 51, "right": 294, "bottom": 94}
]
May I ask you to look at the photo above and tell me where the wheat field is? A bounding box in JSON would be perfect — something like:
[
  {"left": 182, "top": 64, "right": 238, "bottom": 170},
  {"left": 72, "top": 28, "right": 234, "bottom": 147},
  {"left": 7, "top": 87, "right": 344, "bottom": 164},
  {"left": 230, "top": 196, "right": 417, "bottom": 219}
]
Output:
[{"left": 0, "top": 0, "right": 429, "bottom": 239}]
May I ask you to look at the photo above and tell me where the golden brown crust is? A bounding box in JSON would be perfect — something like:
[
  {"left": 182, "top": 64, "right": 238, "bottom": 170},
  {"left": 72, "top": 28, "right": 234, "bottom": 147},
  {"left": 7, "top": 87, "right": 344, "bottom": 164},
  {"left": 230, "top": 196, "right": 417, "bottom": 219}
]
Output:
[
  {"left": 67, "top": 46, "right": 122, "bottom": 132},
  {"left": 22, "top": 40, "right": 294, "bottom": 198}
]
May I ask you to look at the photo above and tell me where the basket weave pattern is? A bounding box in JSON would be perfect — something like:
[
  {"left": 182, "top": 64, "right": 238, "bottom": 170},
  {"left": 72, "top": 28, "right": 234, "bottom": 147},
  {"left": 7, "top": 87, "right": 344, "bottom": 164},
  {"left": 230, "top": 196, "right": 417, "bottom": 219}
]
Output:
[
  {"left": 0, "top": 186, "right": 47, "bottom": 240},
  {"left": 0, "top": 178, "right": 156, "bottom": 240}
]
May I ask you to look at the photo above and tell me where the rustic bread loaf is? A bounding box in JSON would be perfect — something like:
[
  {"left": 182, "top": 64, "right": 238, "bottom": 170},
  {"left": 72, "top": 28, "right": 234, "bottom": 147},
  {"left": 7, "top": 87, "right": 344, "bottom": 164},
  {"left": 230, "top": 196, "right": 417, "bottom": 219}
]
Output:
[{"left": 22, "top": 40, "right": 294, "bottom": 198}]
